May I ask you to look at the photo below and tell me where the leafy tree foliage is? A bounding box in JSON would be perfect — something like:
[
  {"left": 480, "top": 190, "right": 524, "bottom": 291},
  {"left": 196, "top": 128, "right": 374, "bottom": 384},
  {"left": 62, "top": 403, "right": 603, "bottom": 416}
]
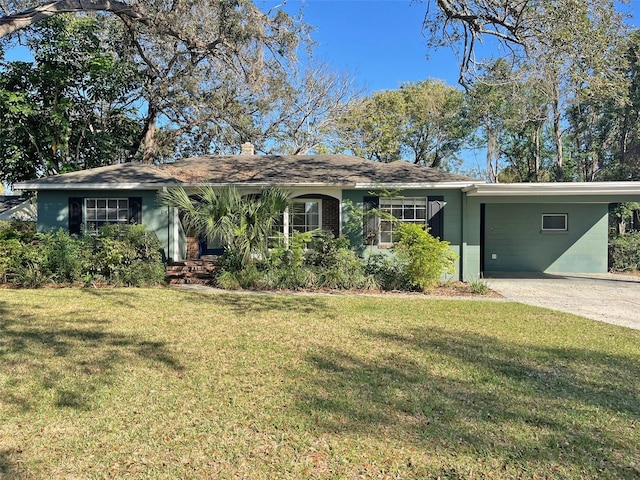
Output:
[
  {"left": 568, "top": 30, "right": 640, "bottom": 181},
  {"left": 337, "top": 79, "right": 471, "bottom": 169},
  {"left": 424, "top": 0, "right": 631, "bottom": 181},
  {"left": 170, "top": 61, "right": 360, "bottom": 158},
  {"left": 0, "top": 15, "right": 140, "bottom": 184},
  {"left": 1, "top": 0, "right": 310, "bottom": 165}
]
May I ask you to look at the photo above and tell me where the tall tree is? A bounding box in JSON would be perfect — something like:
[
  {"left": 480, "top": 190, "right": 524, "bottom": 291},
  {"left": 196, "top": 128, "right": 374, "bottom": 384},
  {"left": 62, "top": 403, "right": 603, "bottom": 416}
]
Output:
[
  {"left": 337, "top": 79, "right": 471, "bottom": 169},
  {"left": 0, "top": 15, "right": 140, "bottom": 184},
  {"left": 467, "top": 60, "right": 516, "bottom": 182},
  {"left": 337, "top": 88, "right": 405, "bottom": 163},
  {"left": 168, "top": 61, "right": 361, "bottom": 158},
  {"left": 613, "top": 30, "right": 640, "bottom": 180},
  {"left": 425, "top": 0, "right": 630, "bottom": 181},
  {"left": 1, "top": 1, "right": 307, "bottom": 164}
]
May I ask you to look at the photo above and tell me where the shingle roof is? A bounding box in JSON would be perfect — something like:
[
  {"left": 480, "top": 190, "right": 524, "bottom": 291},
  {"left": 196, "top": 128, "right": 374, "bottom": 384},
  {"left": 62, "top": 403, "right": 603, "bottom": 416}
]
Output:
[
  {"left": 0, "top": 195, "right": 28, "bottom": 213},
  {"left": 14, "top": 162, "right": 178, "bottom": 187},
  {"left": 14, "top": 154, "right": 478, "bottom": 190},
  {"left": 159, "top": 155, "right": 477, "bottom": 185}
]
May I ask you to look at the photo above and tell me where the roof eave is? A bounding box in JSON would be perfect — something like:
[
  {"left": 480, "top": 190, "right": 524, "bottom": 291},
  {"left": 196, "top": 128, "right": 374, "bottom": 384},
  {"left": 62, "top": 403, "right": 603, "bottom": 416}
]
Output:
[
  {"left": 354, "top": 182, "right": 476, "bottom": 190},
  {"left": 463, "top": 182, "right": 640, "bottom": 196},
  {"left": 13, "top": 183, "right": 177, "bottom": 191}
]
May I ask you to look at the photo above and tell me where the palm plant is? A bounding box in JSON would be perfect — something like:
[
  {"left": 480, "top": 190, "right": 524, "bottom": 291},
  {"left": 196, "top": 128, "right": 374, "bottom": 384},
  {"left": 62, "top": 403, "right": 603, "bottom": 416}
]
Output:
[{"left": 159, "top": 185, "right": 290, "bottom": 268}]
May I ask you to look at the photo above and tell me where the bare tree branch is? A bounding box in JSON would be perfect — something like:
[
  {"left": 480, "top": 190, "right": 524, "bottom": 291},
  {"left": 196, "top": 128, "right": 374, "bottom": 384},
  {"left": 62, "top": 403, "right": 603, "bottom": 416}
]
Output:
[{"left": 0, "top": 0, "right": 147, "bottom": 38}]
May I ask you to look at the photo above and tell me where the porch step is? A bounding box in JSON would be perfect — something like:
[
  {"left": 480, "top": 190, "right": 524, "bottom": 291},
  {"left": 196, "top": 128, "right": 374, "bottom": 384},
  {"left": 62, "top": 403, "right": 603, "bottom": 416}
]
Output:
[{"left": 166, "top": 259, "right": 218, "bottom": 285}]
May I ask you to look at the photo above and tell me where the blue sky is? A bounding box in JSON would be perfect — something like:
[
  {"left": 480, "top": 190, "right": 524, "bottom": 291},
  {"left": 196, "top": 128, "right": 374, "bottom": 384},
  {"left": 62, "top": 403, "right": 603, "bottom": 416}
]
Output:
[
  {"left": 277, "top": 0, "right": 462, "bottom": 91},
  {"left": 276, "top": 0, "right": 640, "bottom": 94}
]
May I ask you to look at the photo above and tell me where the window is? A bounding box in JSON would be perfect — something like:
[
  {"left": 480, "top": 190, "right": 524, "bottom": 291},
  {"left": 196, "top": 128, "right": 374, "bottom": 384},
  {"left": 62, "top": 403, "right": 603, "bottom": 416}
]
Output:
[
  {"left": 289, "top": 199, "right": 321, "bottom": 234},
  {"left": 68, "top": 197, "right": 142, "bottom": 235},
  {"left": 379, "top": 197, "right": 427, "bottom": 244},
  {"left": 542, "top": 214, "right": 568, "bottom": 231},
  {"left": 85, "top": 198, "right": 130, "bottom": 233}
]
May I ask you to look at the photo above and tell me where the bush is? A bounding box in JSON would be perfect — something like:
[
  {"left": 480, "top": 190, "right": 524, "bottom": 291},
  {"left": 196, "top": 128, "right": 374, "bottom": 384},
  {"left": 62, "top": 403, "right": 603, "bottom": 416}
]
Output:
[
  {"left": 0, "top": 221, "right": 38, "bottom": 282},
  {"left": 0, "top": 223, "right": 165, "bottom": 288},
  {"left": 364, "top": 253, "right": 410, "bottom": 291},
  {"left": 42, "top": 229, "right": 84, "bottom": 283},
  {"left": 11, "top": 262, "right": 53, "bottom": 288},
  {"left": 216, "top": 230, "right": 376, "bottom": 291},
  {"left": 467, "top": 277, "right": 490, "bottom": 295},
  {"left": 393, "top": 223, "right": 458, "bottom": 291},
  {"left": 306, "top": 232, "right": 374, "bottom": 290},
  {"left": 609, "top": 233, "right": 640, "bottom": 271}
]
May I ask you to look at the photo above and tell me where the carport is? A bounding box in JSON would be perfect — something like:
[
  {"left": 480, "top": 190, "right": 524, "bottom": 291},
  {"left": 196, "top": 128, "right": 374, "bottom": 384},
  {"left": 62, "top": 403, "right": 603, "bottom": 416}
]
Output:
[{"left": 461, "top": 182, "right": 640, "bottom": 278}]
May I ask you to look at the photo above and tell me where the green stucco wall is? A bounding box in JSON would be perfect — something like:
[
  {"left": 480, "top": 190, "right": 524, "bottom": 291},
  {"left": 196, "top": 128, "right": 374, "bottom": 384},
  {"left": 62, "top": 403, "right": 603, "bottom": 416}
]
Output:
[
  {"left": 341, "top": 189, "right": 464, "bottom": 281},
  {"left": 483, "top": 202, "right": 609, "bottom": 273},
  {"left": 36, "top": 189, "right": 173, "bottom": 259}
]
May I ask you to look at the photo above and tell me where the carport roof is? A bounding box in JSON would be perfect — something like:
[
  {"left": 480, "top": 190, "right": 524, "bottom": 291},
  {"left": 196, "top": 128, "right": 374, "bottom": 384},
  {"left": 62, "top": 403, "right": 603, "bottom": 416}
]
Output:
[{"left": 463, "top": 182, "right": 640, "bottom": 196}]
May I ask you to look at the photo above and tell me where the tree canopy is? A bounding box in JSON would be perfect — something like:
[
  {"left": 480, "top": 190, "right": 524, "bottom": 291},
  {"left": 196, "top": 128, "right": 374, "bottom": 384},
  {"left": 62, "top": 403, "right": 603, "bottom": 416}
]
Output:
[
  {"left": 336, "top": 79, "right": 471, "bottom": 169},
  {"left": 0, "top": 15, "right": 141, "bottom": 183}
]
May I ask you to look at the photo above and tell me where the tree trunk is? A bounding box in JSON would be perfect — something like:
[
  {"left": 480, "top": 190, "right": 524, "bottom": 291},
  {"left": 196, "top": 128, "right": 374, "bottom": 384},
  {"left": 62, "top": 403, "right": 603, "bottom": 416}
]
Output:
[
  {"left": 0, "top": 1, "right": 147, "bottom": 39},
  {"left": 534, "top": 123, "right": 541, "bottom": 181},
  {"left": 552, "top": 94, "right": 564, "bottom": 182},
  {"left": 140, "top": 106, "right": 159, "bottom": 165},
  {"left": 486, "top": 123, "right": 498, "bottom": 183}
]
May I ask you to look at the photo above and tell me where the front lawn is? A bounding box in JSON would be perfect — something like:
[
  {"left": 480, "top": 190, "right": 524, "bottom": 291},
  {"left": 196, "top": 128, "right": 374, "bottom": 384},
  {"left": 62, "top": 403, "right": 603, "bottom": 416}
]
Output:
[{"left": 1, "top": 289, "right": 639, "bottom": 479}]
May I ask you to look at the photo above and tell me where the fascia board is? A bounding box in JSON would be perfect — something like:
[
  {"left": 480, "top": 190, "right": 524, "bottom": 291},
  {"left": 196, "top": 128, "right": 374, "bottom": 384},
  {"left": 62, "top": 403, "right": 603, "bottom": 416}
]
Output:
[
  {"left": 354, "top": 182, "right": 475, "bottom": 190},
  {"left": 13, "top": 183, "right": 174, "bottom": 191},
  {"left": 464, "top": 182, "right": 640, "bottom": 196}
]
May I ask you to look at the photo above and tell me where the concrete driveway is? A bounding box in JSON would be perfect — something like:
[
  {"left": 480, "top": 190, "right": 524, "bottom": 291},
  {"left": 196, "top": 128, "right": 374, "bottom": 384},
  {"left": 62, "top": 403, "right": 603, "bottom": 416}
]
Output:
[{"left": 485, "top": 272, "right": 640, "bottom": 330}]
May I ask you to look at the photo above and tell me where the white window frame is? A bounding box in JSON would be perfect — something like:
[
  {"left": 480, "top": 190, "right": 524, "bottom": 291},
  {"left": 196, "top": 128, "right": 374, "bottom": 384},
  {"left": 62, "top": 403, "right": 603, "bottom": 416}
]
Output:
[
  {"left": 541, "top": 213, "right": 568, "bottom": 232},
  {"left": 84, "top": 198, "right": 130, "bottom": 234},
  {"left": 288, "top": 199, "right": 322, "bottom": 235},
  {"left": 378, "top": 197, "right": 428, "bottom": 245}
]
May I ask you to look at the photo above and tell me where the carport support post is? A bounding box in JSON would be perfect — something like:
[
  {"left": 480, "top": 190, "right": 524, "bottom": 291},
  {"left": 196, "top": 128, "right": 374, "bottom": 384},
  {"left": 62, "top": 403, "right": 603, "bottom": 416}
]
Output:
[{"left": 461, "top": 194, "right": 482, "bottom": 281}]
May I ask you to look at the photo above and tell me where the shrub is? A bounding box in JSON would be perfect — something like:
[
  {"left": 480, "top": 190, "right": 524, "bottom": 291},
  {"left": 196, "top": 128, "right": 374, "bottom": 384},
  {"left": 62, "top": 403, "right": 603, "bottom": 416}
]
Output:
[
  {"left": 11, "top": 262, "right": 53, "bottom": 288},
  {"left": 467, "top": 277, "right": 490, "bottom": 295},
  {"left": 216, "top": 270, "right": 242, "bottom": 290},
  {"left": 609, "top": 232, "right": 640, "bottom": 271},
  {"left": 364, "top": 253, "right": 410, "bottom": 291},
  {"left": 393, "top": 223, "right": 458, "bottom": 291},
  {"left": 0, "top": 221, "right": 39, "bottom": 282},
  {"left": 215, "top": 230, "right": 376, "bottom": 291},
  {"left": 0, "top": 223, "right": 165, "bottom": 288},
  {"left": 305, "top": 231, "right": 375, "bottom": 290},
  {"left": 41, "top": 229, "right": 84, "bottom": 283}
]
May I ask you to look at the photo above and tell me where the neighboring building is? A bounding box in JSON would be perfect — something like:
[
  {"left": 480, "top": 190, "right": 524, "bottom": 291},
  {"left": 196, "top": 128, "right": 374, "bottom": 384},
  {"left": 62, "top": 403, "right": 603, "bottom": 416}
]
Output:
[
  {"left": 0, "top": 195, "right": 37, "bottom": 221},
  {"left": 13, "top": 151, "right": 640, "bottom": 280}
]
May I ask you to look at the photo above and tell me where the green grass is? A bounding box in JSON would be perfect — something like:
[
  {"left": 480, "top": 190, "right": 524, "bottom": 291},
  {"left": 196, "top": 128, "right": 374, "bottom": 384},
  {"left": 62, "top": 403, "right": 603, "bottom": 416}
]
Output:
[{"left": 1, "top": 288, "right": 639, "bottom": 479}]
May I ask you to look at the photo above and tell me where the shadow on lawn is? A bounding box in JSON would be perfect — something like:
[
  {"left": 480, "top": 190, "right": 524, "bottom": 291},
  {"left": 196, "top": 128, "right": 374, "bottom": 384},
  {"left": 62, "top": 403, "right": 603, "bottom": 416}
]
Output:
[
  {"left": 0, "top": 299, "right": 184, "bottom": 412},
  {"left": 298, "top": 325, "right": 640, "bottom": 477},
  {"left": 180, "top": 290, "right": 338, "bottom": 318},
  {"left": 0, "top": 448, "right": 26, "bottom": 480}
]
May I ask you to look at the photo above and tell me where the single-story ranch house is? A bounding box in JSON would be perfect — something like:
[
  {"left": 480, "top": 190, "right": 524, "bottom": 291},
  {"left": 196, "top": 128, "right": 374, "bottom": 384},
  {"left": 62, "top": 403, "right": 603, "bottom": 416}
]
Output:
[{"left": 14, "top": 148, "right": 640, "bottom": 281}]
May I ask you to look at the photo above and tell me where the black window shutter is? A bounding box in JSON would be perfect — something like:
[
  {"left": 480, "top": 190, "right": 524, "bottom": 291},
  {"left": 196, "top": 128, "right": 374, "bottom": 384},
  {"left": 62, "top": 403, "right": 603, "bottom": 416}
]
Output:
[
  {"left": 428, "top": 196, "right": 445, "bottom": 240},
  {"left": 68, "top": 197, "right": 83, "bottom": 235},
  {"left": 128, "top": 197, "right": 142, "bottom": 224},
  {"left": 363, "top": 196, "right": 379, "bottom": 245}
]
